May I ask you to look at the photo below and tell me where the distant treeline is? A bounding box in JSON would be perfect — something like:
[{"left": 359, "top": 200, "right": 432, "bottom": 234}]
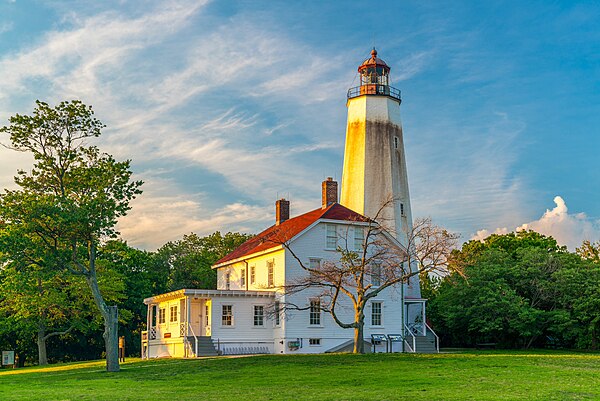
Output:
[{"left": 424, "top": 231, "right": 600, "bottom": 349}]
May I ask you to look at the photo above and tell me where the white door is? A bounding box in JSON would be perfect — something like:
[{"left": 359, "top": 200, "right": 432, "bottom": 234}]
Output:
[{"left": 190, "top": 301, "right": 201, "bottom": 335}]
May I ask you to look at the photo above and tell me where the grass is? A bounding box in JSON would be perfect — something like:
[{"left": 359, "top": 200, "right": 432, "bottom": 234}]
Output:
[{"left": 1, "top": 350, "right": 600, "bottom": 400}]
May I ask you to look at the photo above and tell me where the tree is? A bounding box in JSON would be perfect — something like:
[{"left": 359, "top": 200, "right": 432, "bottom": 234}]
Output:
[
  {"left": 97, "top": 240, "right": 164, "bottom": 357},
  {"left": 281, "top": 206, "right": 459, "bottom": 354},
  {"left": 429, "top": 231, "right": 600, "bottom": 349},
  {"left": 0, "top": 100, "right": 142, "bottom": 371},
  {"left": 155, "top": 231, "right": 253, "bottom": 291},
  {"left": 576, "top": 240, "right": 600, "bottom": 264}
]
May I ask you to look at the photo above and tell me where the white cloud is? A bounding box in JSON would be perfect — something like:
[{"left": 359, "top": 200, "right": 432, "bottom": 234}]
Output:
[{"left": 472, "top": 196, "right": 600, "bottom": 250}]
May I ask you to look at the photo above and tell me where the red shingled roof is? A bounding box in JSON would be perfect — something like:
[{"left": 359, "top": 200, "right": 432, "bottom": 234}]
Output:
[{"left": 213, "top": 203, "right": 369, "bottom": 267}]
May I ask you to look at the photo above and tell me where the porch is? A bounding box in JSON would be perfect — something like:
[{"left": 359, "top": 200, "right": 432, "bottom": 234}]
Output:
[
  {"left": 141, "top": 289, "right": 276, "bottom": 359},
  {"left": 403, "top": 298, "right": 439, "bottom": 354}
]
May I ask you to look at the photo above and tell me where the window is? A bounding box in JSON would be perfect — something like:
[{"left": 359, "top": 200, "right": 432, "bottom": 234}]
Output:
[
  {"left": 267, "top": 260, "right": 274, "bottom": 287},
  {"left": 222, "top": 305, "right": 233, "bottom": 326},
  {"left": 240, "top": 269, "right": 246, "bottom": 287},
  {"left": 309, "top": 338, "right": 321, "bottom": 346},
  {"left": 250, "top": 266, "right": 256, "bottom": 284},
  {"left": 225, "top": 271, "right": 230, "bottom": 290},
  {"left": 354, "top": 227, "right": 364, "bottom": 251},
  {"left": 309, "top": 299, "right": 321, "bottom": 326},
  {"left": 326, "top": 224, "right": 337, "bottom": 249},
  {"left": 254, "top": 305, "right": 264, "bottom": 326},
  {"left": 205, "top": 305, "right": 210, "bottom": 326},
  {"left": 169, "top": 305, "right": 178, "bottom": 323},
  {"left": 394, "top": 136, "right": 399, "bottom": 149},
  {"left": 274, "top": 301, "right": 280, "bottom": 326},
  {"left": 309, "top": 258, "right": 321, "bottom": 279},
  {"left": 158, "top": 308, "right": 166, "bottom": 324},
  {"left": 371, "top": 302, "right": 382, "bottom": 326},
  {"left": 371, "top": 263, "right": 381, "bottom": 287}
]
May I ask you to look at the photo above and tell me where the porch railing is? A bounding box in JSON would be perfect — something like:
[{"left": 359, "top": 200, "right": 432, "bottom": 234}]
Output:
[
  {"left": 403, "top": 323, "right": 416, "bottom": 353},
  {"left": 407, "top": 322, "right": 426, "bottom": 336},
  {"left": 183, "top": 322, "right": 199, "bottom": 357},
  {"left": 425, "top": 322, "right": 440, "bottom": 353}
]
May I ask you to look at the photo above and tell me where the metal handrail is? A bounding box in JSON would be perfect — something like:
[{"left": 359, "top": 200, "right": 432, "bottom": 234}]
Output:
[
  {"left": 185, "top": 322, "right": 199, "bottom": 357},
  {"left": 425, "top": 322, "right": 440, "bottom": 353},
  {"left": 347, "top": 85, "right": 401, "bottom": 101},
  {"left": 407, "top": 322, "right": 425, "bottom": 336},
  {"left": 403, "top": 323, "right": 416, "bottom": 353}
]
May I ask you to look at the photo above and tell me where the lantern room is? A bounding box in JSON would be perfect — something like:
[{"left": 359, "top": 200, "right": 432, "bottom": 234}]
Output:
[
  {"left": 358, "top": 48, "right": 390, "bottom": 86},
  {"left": 347, "top": 48, "right": 401, "bottom": 102}
]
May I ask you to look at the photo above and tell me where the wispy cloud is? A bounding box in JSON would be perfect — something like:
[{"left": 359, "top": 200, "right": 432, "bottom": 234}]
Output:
[
  {"left": 0, "top": 0, "right": 347, "bottom": 248},
  {"left": 409, "top": 110, "right": 529, "bottom": 238},
  {"left": 0, "top": 21, "right": 13, "bottom": 34},
  {"left": 117, "top": 174, "right": 272, "bottom": 250}
]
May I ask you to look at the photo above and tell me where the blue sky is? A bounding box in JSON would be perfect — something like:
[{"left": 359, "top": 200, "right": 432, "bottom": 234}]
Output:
[{"left": 0, "top": 0, "right": 599, "bottom": 250}]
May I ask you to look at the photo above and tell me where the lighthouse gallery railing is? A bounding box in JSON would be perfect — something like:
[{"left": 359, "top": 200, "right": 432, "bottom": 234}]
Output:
[{"left": 347, "top": 85, "right": 401, "bottom": 102}]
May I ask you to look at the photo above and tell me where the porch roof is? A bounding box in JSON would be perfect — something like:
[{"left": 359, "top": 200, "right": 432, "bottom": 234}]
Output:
[{"left": 144, "top": 288, "right": 276, "bottom": 304}]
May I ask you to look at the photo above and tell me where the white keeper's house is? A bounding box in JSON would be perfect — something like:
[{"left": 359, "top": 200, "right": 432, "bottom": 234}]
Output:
[{"left": 142, "top": 49, "right": 438, "bottom": 358}]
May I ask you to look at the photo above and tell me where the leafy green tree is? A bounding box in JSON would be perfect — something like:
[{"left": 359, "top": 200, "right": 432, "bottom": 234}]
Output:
[
  {"left": 430, "top": 231, "right": 575, "bottom": 348},
  {"left": 97, "top": 240, "right": 164, "bottom": 356},
  {"left": 553, "top": 255, "right": 600, "bottom": 349},
  {"left": 156, "top": 231, "right": 253, "bottom": 291},
  {"left": 0, "top": 100, "right": 142, "bottom": 371}
]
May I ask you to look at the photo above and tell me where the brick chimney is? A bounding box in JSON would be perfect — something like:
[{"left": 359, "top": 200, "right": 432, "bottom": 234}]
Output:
[
  {"left": 322, "top": 177, "right": 338, "bottom": 208},
  {"left": 275, "top": 198, "right": 290, "bottom": 225}
]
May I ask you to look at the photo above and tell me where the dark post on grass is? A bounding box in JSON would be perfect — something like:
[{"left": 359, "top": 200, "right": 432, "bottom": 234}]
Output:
[{"left": 119, "top": 336, "right": 125, "bottom": 362}]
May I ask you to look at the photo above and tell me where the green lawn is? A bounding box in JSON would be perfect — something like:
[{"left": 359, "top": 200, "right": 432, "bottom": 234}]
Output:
[{"left": 1, "top": 351, "right": 600, "bottom": 400}]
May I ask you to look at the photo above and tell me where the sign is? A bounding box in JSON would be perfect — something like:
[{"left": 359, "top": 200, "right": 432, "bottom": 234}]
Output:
[
  {"left": 287, "top": 341, "right": 300, "bottom": 351},
  {"left": 164, "top": 332, "right": 171, "bottom": 338},
  {"left": 2, "top": 351, "right": 15, "bottom": 366},
  {"left": 371, "top": 334, "right": 388, "bottom": 342},
  {"left": 387, "top": 334, "right": 403, "bottom": 342}
]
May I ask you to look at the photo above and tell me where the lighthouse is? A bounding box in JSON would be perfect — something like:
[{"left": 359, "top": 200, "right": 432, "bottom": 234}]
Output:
[{"left": 340, "top": 49, "right": 413, "bottom": 243}]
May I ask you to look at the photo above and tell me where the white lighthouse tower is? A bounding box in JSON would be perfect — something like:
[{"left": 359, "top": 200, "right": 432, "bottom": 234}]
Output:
[{"left": 340, "top": 49, "right": 413, "bottom": 243}]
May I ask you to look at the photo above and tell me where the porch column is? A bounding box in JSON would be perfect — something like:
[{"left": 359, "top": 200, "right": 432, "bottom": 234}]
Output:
[
  {"left": 186, "top": 296, "right": 191, "bottom": 337},
  {"left": 422, "top": 302, "right": 426, "bottom": 335}
]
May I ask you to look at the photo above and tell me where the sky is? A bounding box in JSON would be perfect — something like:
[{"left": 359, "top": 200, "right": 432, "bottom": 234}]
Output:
[{"left": 0, "top": 0, "right": 599, "bottom": 250}]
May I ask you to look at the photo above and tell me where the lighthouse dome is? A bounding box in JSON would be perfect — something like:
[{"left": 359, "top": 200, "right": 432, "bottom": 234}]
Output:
[{"left": 358, "top": 48, "right": 390, "bottom": 73}]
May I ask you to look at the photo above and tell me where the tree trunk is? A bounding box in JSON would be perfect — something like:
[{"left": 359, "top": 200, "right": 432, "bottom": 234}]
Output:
[
  {"left": 37, "top": 327, "right": 48, "bottom": 366},
  {"left": 353, "top": 309, "right": 365, "bottom": 354},
  {"left": 85, "top": 270, "right": 120, "bottom": 372},
  {"left": 104, "top": 305, "right": 119, "bottom": 372}
]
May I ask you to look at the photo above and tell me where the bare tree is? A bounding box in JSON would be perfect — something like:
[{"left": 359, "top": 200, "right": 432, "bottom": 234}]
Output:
[{"left": 278, "top": 201, "right": 459, "bottom": 354}]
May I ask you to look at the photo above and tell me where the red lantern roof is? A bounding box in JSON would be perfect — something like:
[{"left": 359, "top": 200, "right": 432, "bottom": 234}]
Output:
[{"left": 358, "top": 48, "right": 390, "bottom": 73}]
